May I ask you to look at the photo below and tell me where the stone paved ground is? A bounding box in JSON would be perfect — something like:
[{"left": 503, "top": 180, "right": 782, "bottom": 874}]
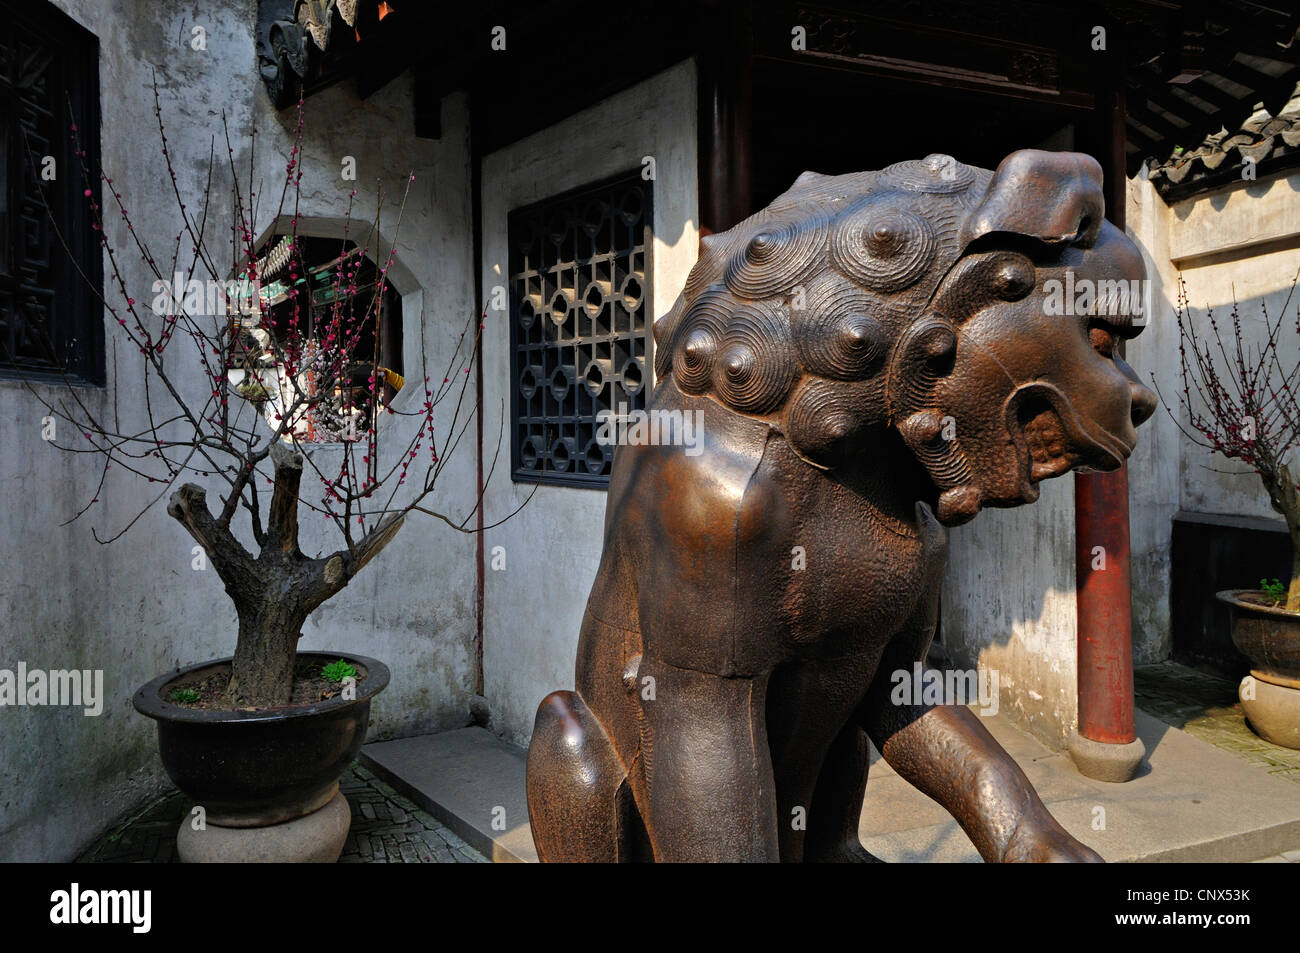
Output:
[
  {"left": 75, "top": 678, "right": 1300, "bottom": 864},
  {"left": 77, "top": 761, "right": 486, "bottom": 863},
  {"left": 1134, "top": 661, "right": 1300, "bottom": 862},
  {"left": 1134, "top": 661, "right": 1300, "bottom": 784}
]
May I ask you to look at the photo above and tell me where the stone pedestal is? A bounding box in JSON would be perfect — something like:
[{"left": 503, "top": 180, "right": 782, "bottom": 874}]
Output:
[
  {"left": 177, "top": 790, "right": 351, "bottom": 863},
  {"left": 1067, "top": 728, "right": 1146, "bottom": 782}
]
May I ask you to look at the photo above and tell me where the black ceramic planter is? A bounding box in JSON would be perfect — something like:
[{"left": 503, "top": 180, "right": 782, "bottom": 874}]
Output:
[{"left": 133, "top": 652, "right": 389, "bottom": 826}]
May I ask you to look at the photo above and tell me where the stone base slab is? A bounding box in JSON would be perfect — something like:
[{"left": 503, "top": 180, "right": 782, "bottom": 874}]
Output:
[
  {"left": 1066, "top": 729, "right": 1146, "bottom": 783},
  {"left": 177, "top": 790, "right": 350, "bottom": 863}
]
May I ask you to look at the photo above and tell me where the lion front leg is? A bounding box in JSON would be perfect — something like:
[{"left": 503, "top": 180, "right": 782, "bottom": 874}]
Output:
[
  {"left": 864, "top": 694, "right": 1102, "bottom": 863},
  {"left": 526, "top": 690, "right": 632, "bottom": 862},
  {"left": 637, "top": 657, "right": 781, "bottom": 862}
]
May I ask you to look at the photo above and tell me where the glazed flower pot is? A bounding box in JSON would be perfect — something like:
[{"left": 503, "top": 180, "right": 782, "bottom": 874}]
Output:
[
  {"left": 1216, "top": 590, "right": 1300, "bottom": 749},
  {"left": 133, "top": 651, "right": 389, "bottom": 860}
]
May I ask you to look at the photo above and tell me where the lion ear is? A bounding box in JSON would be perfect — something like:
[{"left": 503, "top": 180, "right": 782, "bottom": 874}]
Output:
[{"left": 959, "top": 150, "right": 1104, "bottom": 250}]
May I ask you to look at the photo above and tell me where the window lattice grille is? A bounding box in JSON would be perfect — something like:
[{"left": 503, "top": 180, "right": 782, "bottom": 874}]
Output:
[{"left": 509, "top": 171, "right": 652, "bottom": 488}]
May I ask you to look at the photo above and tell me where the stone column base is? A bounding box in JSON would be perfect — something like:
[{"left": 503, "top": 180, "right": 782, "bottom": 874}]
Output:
[
  {"left": 1067, "top": 729, "right": 1146, "bottom": 782},
  {"left": 177, "top": 790, "right": 351, "bottom": 863},
  {"left": 1241, "top": 673, "right": 1300, "bottom": 750}
]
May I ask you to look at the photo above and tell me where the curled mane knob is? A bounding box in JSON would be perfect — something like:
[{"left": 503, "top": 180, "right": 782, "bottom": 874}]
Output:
[
  {"left": 785, "top": 378, "right": 885, "bottom": 467},
  {"left": 670, "top": 288, "right": 733, "bottom": 394},
  {"left": 882, "top": 154, "right": 978, "bottom": 194},
  {"left": 831, "top": 199, "right": 937, "bottom": 293},
  {"left": 796, "top": 281, "right": 888, "bottom": 381},
  {"left": 724, "top": 211, "right": 830, "bottom": 300},
  {"left": 711, "top": 301, "right": 797, "bottom": 414},
  {"left": 652, "top": 298, "right": 687, "bottom": 379}
]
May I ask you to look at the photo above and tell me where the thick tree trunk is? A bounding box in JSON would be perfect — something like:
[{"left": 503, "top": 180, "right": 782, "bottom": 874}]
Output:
[
  {"left": 169, "top": 442, "right": 406, "bottom": 709},
  {"left": 227, "top": 597, "right": 307, "bottom": 707},
  {"left": 1263, "top": 465, "right": 1300, "bottom": 613},
  {"left": 1268, "top": 464, "right": 1300, "bottom": 612},
  {"left": 1289, "top": 535, "right": 1300, "bottom": 613}
]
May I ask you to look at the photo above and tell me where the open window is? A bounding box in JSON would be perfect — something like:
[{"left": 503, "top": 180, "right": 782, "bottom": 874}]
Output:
[{"left": 229, "top": 233, "right": 403, "bottom": 442}]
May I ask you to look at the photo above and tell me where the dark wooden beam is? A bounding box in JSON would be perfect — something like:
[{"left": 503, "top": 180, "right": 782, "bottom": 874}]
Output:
[
  {"left": 1123, "top": 119, "right": 1161, "bottom": 156},
  {"left": 1174, "top": 73, "right": 1250, "bottom": 113},
  {"left": 1126, "top": 96, "right": 1195, "bottom": 145},
  {"left": 697, "top": 1, "right": 754, "bottom": 235},
  {"left": 1140, "top": 82, "right": 1219, "bottom": 130}
]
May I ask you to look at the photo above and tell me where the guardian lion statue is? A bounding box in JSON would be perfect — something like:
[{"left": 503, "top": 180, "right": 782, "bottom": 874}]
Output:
[{"left": 525, "top": 150, "right": 1157, "bottom": 862}]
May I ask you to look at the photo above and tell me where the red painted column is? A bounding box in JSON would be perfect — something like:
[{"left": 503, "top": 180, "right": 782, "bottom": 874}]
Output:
[
  {"left": 1069, "top": 17, "right": 1145, "bottom": 780},
  {"left": 1075, "top": 468, "right": 1137, "bottom": 745}
]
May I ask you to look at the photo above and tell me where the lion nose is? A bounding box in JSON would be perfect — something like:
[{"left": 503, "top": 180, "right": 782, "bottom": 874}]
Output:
[
  {"left": 1130, "top": 380, "right": 1157, "bottom": 427},
  {"left": 1113, "top": 355, "right": 1156, "bottom": 428}
]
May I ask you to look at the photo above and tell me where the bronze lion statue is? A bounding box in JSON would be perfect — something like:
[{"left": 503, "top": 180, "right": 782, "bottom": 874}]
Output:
[{"left": 525, "top": 150, "right": 1156, "bottom": 862}]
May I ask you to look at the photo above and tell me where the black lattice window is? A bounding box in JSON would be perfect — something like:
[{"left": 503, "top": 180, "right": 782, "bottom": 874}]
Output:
[
  {"left": 0, "top": 1, "right": 102, "bottom": 384},
  {"left": 509, "top": 171, "right": 652, "bottom": 488}
]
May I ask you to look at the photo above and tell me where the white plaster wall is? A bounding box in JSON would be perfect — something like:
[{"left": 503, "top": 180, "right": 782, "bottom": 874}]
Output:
[
  {"left": 941, "top": 481, "right": 1080, "bottom": 749},
  {"left": 479, "top": 60, "right": 698, "bottom": 746},
  {"left": 0, "top": 0, "right": 478, "bottom": 860},
  {"left": 1124, "top": 169, "right": 1181, "bottom": 666},
  {"left": 1126, "top": 170, "right": 1300, "bottom": 660},
  {"left": 1161, "top": 174, "right": 1300, "bottom": 522}
]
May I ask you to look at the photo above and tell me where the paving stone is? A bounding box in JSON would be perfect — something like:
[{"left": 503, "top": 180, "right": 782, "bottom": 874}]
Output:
[
  {"left": 382, "top": 835, "right": 403, "bottom": 862},
  {"left": 78, "top": 761, "right": 476, "bottom": 864},
  {"left": 440, "top": 828, "right": 469, "bottom": 851},
  {"left": 418, "top": 829, "right": 448, "bottom": 850}
]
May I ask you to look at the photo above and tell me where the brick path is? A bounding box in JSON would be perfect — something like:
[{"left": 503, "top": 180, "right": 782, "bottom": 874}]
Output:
[
  {"left": 1134, "top": 661, "right": 1300, "bottom": 784},
  {"left": 77, "top": 761, "right": 486, "bottom": 863}
]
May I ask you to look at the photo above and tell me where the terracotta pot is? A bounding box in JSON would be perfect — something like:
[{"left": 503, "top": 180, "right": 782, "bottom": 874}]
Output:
[
  {"left": 133, "top": 651, "right": 389, "bottom": 827},
  {"left": 1216, "top": 591, "right": 1300, "bottom": 750}
]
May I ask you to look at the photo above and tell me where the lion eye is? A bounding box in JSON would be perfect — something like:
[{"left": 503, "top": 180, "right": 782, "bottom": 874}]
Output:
[{"left": 1088, "top": 324, "right": 1115, "bottom": 359}]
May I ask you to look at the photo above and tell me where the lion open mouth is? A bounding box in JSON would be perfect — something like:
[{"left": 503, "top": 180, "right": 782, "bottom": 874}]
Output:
[{"left": 1006, "top": 382, "right": 1133, "bottom": 496}]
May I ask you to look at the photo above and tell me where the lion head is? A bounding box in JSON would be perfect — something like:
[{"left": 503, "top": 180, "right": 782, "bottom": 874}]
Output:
[{"left": 653, "top": 149, "right": 1156, "bottom": 526}]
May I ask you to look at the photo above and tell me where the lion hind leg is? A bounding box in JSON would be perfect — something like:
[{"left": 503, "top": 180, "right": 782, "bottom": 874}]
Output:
[
  {"left": 525, "top": 690, "right": 633, "bottom": 862},
  {"left": 803, "top": 720, "right": 883, "bottom": 863}
]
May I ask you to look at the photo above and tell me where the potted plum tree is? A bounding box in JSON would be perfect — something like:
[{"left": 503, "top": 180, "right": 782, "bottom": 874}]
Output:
[
  {"left": 1164, "top": 277, "right": 1300, "bottom": 749},
  {"left": 32, "top": 84, "right": 524, "bottom": 860}
]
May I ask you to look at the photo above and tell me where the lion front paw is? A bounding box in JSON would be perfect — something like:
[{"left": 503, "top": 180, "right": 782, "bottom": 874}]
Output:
[{"left": 1001, "top": 810, "right": 1103, "bottom": 863}]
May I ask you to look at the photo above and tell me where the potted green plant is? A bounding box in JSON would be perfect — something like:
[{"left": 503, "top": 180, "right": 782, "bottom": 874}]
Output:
[
  {"left": 1163, "top": 278, "right": 1300, "bottom": 748},
  {"left": 33, "top": 84, "right": 524, "bottom": 860}
]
